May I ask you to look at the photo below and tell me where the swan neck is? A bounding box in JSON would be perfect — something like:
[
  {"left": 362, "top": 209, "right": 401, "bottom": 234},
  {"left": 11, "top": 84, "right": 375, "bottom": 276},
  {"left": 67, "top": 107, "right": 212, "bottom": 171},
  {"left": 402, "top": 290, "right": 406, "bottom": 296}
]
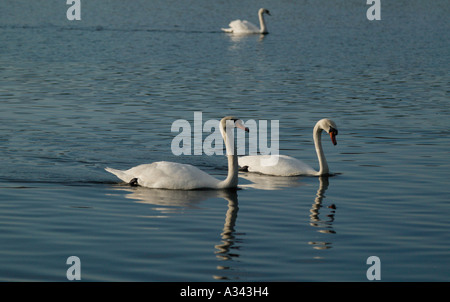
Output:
[
  {"left": 218, "top": 132, "right": 239, "bottom": 189},
  {"left": 259, "top": 11, "right": 267, "bottom": 34},
  {"left": 313, "top": 124, "right": 329, "bottom": 175},
  {"left": 222, "top": 154, "right": 239, "bottom": 188}
]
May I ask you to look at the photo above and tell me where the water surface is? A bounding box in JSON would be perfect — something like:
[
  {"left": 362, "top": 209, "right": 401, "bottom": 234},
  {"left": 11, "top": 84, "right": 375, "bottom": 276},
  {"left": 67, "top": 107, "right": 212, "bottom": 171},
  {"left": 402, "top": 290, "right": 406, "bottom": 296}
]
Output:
[{"left": 0, "top": 0, "right": 449, "bottom": 281}]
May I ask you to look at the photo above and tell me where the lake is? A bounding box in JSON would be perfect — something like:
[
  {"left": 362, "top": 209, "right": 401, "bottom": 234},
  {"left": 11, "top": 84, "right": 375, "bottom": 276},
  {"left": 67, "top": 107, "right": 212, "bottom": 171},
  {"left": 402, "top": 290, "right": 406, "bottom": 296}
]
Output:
[{"left": 0, "top": 0, "right": 449, "bottom": 282}]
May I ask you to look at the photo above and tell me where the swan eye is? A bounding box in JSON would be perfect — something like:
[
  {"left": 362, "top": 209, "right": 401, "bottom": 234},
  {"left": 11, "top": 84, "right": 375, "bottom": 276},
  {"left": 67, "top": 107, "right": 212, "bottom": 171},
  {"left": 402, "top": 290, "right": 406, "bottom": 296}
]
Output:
[{"left": 329, "top": 127, "right": 338, "bottom": 135}]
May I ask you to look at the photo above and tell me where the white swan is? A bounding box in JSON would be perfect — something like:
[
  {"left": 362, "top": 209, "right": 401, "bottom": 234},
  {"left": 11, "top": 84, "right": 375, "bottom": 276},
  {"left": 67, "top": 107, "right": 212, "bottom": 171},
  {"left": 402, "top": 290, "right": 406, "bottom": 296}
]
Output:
[
  {"left": 222, "top": 8, "right": 271, "bottom": 34},
  {"left": 238, "top": 119, "right": 338, "bottom": 176},
  {"left": 105, "top": 116, "right": 249, "bottom": 190}
]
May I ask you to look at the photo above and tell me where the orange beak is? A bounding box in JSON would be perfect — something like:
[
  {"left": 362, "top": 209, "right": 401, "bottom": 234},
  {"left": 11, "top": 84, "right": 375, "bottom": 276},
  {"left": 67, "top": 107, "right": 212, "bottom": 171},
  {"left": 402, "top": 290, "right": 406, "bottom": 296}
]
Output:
[{"left": 330, "top": 131, "right": 337, "bottom": 145}]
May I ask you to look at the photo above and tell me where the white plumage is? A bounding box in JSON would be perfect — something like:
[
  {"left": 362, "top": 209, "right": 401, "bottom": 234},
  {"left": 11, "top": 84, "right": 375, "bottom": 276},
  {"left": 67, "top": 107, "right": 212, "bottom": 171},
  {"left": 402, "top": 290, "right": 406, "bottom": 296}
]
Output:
[
  {"left": 105, "top": 116, "right": 249, "bottom": 190},
  {"left": 105, "top": 162, "right": 221, "bottom": 190},
  {"left": 222, "top": 8, "right": 271, "bottom": 34},
  {"left": 238, "top": 119, "right": 338, "bottom": 176},
  {"left": 238, "top": 155, "right": 317, "bottom": 177}
]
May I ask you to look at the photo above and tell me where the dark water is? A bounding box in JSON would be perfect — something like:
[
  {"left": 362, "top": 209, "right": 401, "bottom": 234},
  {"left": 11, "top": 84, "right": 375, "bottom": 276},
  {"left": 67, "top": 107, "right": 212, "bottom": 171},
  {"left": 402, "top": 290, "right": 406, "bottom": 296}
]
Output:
[{"left": 0, "top": 0, "right": 449, "bottom": 281}]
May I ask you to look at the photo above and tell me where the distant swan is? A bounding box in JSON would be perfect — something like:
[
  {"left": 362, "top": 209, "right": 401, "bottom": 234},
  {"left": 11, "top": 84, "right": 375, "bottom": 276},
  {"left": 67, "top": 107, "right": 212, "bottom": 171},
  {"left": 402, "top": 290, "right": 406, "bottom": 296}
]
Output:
[
  {"left": 105, "top": 116, "right": 249, "bottom": 190},
  {"left": 222, "top": 8, "right": 271, "bottom": 34},
  {"left": 238, "top": 119, "right": 338, "bottom": 176}
]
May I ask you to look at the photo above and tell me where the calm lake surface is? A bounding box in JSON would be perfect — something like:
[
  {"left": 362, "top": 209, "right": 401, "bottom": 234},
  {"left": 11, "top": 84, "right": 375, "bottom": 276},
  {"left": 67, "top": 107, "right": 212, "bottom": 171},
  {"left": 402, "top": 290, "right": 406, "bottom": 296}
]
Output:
[{"left": 0, "top": 0, "right": 449, "bottom": 281}]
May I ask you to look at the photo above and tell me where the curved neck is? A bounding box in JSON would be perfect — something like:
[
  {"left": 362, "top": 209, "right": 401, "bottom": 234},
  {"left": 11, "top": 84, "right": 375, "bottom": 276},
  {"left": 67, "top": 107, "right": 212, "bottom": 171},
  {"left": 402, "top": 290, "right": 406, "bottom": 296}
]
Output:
[
  {"left": 313, "top": 124, "right": 329, "bottom": 175},
  {"left": 258, "top": 11, "right": 267, "bottom": 34},
  {"left": 218, "top": 131, "right": 238, "bottom": 189}
]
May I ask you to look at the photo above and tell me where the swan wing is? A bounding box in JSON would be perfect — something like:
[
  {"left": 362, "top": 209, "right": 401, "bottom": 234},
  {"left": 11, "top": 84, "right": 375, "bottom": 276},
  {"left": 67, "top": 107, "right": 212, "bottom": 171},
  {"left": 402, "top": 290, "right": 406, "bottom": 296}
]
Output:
[
  {"left": 106, "top": 161, "right": 221, "bottom": 190},
  {"left": 224, "top": 19, "right": 260, "bottom": 34},
  {"left": 239, "top": 155, "right": 317, "bottom": 176}
]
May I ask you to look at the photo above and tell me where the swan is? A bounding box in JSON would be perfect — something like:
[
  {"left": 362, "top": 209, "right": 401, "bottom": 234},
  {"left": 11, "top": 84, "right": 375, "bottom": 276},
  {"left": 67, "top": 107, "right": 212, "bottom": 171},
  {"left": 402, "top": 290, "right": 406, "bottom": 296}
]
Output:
[
  {"left": 238, "top": 119, "right": 338, "bottom": 176},
  {"left": 105, "top": 116, "right": 249, "bottom": 190},
  {"left": 222, "top": 8, "right": 271, "bottom": 34}
]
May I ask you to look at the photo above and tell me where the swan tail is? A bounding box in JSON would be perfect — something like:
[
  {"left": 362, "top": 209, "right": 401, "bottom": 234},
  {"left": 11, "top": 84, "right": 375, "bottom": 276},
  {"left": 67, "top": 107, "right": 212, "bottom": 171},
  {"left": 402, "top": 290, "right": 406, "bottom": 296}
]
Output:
[{"left": 105, "top": 167, "right": 135, "bottom": 183}]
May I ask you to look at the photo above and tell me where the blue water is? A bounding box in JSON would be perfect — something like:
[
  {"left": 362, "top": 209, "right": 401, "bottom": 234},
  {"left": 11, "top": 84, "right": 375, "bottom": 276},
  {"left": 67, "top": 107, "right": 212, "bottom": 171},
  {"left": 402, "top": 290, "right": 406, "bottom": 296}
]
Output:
[{"left": 0, "top": 0, "right": 449, "bottom": 281}]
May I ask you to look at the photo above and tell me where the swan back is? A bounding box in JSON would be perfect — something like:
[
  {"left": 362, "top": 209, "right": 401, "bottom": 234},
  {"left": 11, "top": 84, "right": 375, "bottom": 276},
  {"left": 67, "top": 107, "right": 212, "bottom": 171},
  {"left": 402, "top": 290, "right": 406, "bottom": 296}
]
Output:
[
  {"left": 226, "top": 20, "right": 260, "bottom": 34},
  {"left": 135, "top": 162, "right": 221, "bottom": 189},
  {"left": 239, "top": 155, "right": 317, "bottom": 176}
]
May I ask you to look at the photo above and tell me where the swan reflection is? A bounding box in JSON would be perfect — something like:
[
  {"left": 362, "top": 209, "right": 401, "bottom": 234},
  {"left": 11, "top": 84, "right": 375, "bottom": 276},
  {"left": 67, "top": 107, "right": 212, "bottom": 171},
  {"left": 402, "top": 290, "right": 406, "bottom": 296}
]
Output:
[
  {"left": 110, "top": 185, "right": 242, "bottom": 280},
  {"left": 308, "top": 176, "right": 337, "bottom": 250},
  {"left": 111, "top": 185, "right": 225, "bottom": 213},
  {"left": 226, "top": 33, "right": 267, "bottom": 43},
  {"left": 239, "top": 174, "right": 337, "bottom": 251},
  {"left": 213, "top": 190, "right": 241, "bottom": 280},
  {"left": 239, "top": 172, "right": 307, "bottom": 190}
]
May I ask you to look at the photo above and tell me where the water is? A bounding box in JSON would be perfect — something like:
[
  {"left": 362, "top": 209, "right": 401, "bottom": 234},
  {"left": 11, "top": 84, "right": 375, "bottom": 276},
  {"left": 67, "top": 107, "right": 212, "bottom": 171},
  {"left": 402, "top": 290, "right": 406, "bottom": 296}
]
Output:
[{"left": 0, "top": 0, "right": 449, "bottom": 281}]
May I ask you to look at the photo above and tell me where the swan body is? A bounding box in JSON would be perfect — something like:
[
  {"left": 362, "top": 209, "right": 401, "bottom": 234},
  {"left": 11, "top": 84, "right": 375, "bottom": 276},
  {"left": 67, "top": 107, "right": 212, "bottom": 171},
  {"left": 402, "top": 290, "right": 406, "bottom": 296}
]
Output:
[
  {"left": 105, "top": 162, "right": 222, "bottom": 190},
  {"left": 222, "top": 8, "right": 271, "bottom": 34},
  {"left": 238, "top": 119, "right": 338, "bottom": 176},
  {"left": 238, "top": 155, "right": 317, "bottom": 177},
  {"left": 106, "top": 116, "right": 249, "bottom": 190}
]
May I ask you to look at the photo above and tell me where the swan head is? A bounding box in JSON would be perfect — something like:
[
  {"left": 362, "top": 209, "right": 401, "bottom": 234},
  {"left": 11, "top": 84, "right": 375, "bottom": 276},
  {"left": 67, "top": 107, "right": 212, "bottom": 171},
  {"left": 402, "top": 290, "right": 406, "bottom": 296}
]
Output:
[
  {"left": 316, "top": 118, "right": 338, "bottom": 145},
  {"left": 259, "top": 8, "right": 271, "bottom": 16},
  {"left": 220, "top": 116, "right": 249, "bottom": 136},
  {"left": 220, "top": 117, "right": 249, "bottom": 155}
]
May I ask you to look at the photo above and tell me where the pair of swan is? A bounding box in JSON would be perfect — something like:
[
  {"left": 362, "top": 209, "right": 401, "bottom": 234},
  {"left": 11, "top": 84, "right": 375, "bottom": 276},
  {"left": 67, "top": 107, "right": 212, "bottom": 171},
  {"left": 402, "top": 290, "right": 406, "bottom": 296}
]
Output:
[
  {"left": 105, "top": 117, "right": 339, "bottom": 190},
  {"left": 222, "top": 8, "right": 271, "bottom": 35}
]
